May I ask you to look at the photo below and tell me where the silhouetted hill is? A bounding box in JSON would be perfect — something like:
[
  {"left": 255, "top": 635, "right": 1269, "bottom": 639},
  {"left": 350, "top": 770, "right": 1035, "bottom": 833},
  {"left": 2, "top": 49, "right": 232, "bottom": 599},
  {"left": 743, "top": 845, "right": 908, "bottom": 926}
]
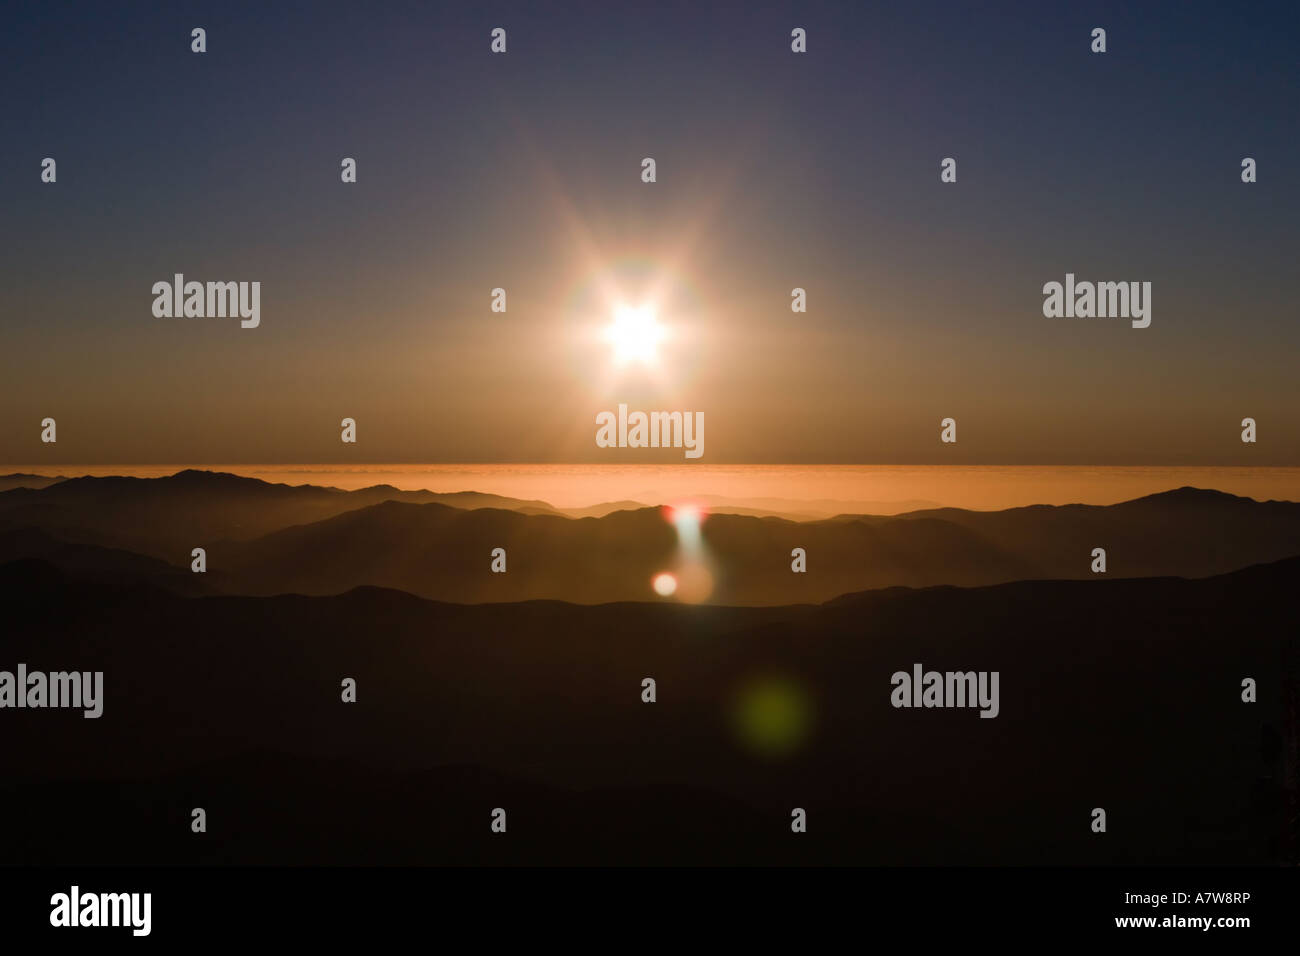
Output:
[
  {"left": 2, "top": 473, "right": 1298, "bottom": 604},
  {"left": 0, "top": 556, "right": 1292, "bottom": 864},
  {"left": 0, "top": 529, "right": 215, "bottom": 596},
  {"left": 0, "top": 470, "right": 560, "bottom": 561},
  {"left": 557, "top": 495, "right": 941, "bottom": 520},
  {"left": 559, "top": 499, "right": 650, "bottom": 518},
  {"left": 888, "top": 486, "right": 1300, "bottom": 582},
  {"left": 217, "top": 488, "right": 1300, "bottom": 604},
  {"left": 694, "top": 493, "right": 942, "bottom": 519},
  {"left": 0, "top": 473, "right": 65, "bottom": 492}
]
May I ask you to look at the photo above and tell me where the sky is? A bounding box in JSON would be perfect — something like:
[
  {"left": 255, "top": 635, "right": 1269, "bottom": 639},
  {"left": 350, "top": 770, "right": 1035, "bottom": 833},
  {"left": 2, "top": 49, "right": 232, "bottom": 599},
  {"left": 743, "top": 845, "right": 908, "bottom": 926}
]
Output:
[{"left": 2, "top": 0, "right": 1297, "bottom": 465}]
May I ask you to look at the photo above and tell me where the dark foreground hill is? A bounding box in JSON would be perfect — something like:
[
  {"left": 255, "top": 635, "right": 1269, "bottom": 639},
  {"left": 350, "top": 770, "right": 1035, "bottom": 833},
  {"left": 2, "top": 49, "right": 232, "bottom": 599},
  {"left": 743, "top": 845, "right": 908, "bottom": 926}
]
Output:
[{"left": 0, "top": 556, "right": 1292, "bottom": 865}]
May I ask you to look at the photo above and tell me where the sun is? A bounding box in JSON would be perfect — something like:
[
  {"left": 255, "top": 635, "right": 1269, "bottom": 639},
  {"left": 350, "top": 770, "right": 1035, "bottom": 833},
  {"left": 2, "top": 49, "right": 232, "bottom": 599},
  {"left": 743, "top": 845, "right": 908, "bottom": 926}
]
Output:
[{"left": 604, "top": 304, "right": 665, "bottom": 366}]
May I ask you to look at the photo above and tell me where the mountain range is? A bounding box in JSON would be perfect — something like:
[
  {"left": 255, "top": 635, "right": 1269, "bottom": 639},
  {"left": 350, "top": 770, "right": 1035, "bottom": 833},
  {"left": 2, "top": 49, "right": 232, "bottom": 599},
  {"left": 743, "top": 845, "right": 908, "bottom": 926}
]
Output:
[{"left": 1, "top": 471, "right": 1297, "bottom": 604}]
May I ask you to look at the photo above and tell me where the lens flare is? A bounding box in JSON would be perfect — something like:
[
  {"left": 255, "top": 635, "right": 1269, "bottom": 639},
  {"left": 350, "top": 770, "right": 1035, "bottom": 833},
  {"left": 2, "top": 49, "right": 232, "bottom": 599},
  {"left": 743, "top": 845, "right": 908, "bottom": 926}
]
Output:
[
  {"left": 672, "top": 559, "right": 714, "bottom": 603},
  {"left": 730, "top": 676, "right": 813, "bottom": 758},
  {"left": 663, "top": 501, "right": 706, "bottom": 552},
  {"left": 652, "top": 572, "right": 677, "bottom": 596}
]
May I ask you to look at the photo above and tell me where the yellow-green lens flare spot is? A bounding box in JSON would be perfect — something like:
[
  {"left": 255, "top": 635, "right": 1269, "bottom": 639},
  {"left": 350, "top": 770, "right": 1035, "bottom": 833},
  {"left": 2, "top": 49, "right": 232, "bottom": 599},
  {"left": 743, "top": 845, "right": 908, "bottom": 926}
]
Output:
[{"left": 730, "top": 678, "right": 812, "bottom": 757}]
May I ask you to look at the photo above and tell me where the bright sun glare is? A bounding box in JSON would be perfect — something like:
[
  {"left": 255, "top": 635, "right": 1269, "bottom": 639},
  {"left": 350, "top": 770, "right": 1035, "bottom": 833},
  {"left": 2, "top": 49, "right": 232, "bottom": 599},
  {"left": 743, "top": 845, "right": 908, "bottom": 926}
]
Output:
[{"left": 604, "top": 304, "right": 665, "bottom": 366}]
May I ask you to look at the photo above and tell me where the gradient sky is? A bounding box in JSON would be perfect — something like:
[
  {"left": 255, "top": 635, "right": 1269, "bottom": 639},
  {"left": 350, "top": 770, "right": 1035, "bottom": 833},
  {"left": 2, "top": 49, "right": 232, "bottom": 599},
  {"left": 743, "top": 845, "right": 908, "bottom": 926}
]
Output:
[{"left": 2, "top": 0, "right": 1297, "bottom": 465}]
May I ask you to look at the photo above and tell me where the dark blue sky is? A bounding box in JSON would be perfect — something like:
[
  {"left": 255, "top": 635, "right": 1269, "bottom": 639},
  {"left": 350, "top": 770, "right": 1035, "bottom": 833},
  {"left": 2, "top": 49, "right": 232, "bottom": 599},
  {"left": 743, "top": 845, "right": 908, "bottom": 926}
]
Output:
[{"left": 2, "top": 1, "right": 1297, "bottom": 464}]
